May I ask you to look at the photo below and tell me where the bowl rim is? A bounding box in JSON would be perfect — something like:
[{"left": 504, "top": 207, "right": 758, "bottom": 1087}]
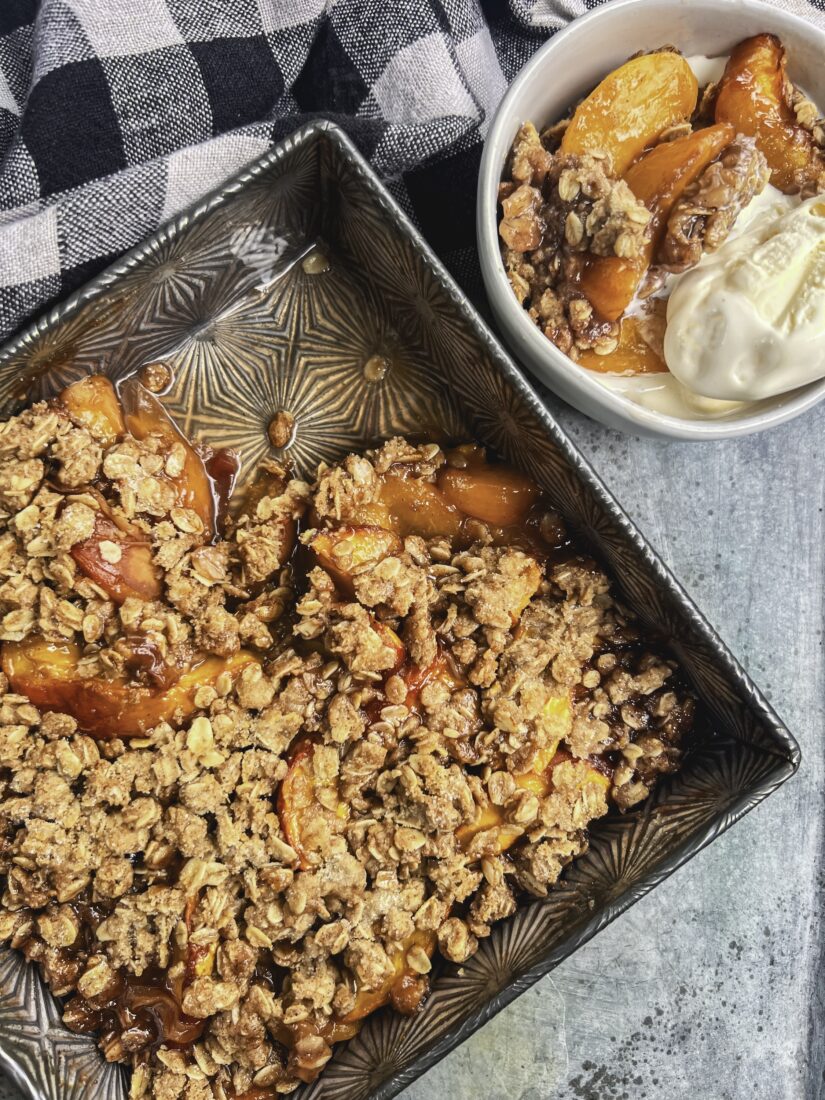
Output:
[{"left": 477, "top": 0, "right": 825, "bottom": 440}]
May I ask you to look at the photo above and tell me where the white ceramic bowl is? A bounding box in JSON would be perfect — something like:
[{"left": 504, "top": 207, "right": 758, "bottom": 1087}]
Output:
[{"left": 477, "top": 0, "right": 825, "bottom": 440}]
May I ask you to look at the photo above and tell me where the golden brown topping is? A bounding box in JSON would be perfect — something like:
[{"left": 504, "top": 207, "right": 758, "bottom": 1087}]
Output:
[
  {"left": 0, "top": 386, "right": 692, "bottom": 1096},
  {"left": 659, "top": 135, "right": 770, "bottom": 271}
]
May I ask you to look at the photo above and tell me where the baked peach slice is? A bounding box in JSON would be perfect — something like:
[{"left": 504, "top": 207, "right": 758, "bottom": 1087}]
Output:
[
  {"left": 437, "top": 465, "right": 540, "bottom": 527},
  {"left": 59, "top": 375, "right": 125, "bottom": 446},
  {"left": 580, "top": 123, "right": 734, "bottom": 320},
  {"left": 457, "top": 697, "right": 610, "bottom": 854},
  {"left": 166, "top": 907, "right": 218, "bottom": 1004},
  {"left": 715, "top": 34, "right": 821, "bottom": 193},
  {"left": 277, "top": 738, "right": 348, "bottom": 870},
  {"left": 373, "top": 619, "right": 406, "bottom": 676},
  {"left": 308, "top": 526, "right": 402, "bottom": 592},
  {"left": 576, "top": 311, "right": 667, "bottom": 374},
  {"left": 343, "top": 928, "right": 436, "bottom": 1021},
  {"left": 336, "top": 476, "right": 462, "bottom": 540},
  {"left": 274, "top": 923, "right": 436, "bottom": 1083},
  {"left": 561, "top": 52, "right": 698, "bottom": 175},
  {"left": 458, "top": 749, "right": 611, "bottom": 854},
  {"left": 402, "top": 648, "right": 466, "bottom": 711},
  {"left": 378, "top": 475, "right": 463, "bottom": 539},
  {"left": 71, "top": 513, "right": 161, "bottom": 603},
  {"left": 273, "top": 1017, "right": 360, "bottom": 1086},
  {"left": 57, "top": 377, "right": 162, "bottom": 602},
  {"left": 1, "top": 638, "right": 256, "bottom": 738},
  {"left": 345, "top": 461, "right": 540, "bottom": 539},
  {"left": 120, "top": 380, "right": 221, "bottom": 534}
]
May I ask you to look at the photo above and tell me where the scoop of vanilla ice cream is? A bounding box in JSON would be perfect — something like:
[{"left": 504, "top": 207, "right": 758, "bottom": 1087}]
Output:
[{"left": 664, "top": 193, "right": 825, "bottom": 400}]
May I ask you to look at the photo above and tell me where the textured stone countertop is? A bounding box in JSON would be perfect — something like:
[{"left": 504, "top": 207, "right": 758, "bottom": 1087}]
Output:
[{"left": 0, "top": 397, "right": 821, "bottom": 1100}]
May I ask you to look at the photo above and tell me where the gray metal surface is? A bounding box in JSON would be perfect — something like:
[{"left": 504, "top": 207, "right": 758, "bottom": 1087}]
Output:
[{"left": 0, "top": 393, "right": 818, "bottom": 1099}]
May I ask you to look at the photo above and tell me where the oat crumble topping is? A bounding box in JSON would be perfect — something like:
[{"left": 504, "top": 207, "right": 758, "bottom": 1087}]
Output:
[
  {"left": 0, "top": 380, "right": 694, "bottom": 1097},
  {"left": 499, "top": 124, "right": 651, "bottom": 356},
  {"left": 659, "top": 135, "right": 770, "bottom": 272}
]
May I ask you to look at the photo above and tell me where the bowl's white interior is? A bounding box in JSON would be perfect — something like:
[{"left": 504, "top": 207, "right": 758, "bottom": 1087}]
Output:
[{"left": 479, "top": 0, "right": 825, "bottom": 439}]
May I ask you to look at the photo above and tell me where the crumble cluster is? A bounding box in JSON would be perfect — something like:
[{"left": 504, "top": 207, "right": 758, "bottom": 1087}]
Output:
[{"left": 498, "top": 116, "right": 771, "bottom": 359}]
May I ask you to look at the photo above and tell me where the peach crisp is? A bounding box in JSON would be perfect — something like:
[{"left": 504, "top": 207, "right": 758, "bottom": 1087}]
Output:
[{"left": 0, "top": 378, "right": 693, "bottom": 1095}]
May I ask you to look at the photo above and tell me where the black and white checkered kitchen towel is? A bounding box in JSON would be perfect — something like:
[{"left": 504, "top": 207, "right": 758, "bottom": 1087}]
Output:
[{"left": 0, "top": 0, "right": 822, "bottom": 343}]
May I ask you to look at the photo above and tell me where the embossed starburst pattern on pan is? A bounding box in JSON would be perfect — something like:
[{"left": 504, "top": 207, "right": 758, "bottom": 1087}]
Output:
[{"left": 0, "top": 122, "right": 799, "bottom": 1100}]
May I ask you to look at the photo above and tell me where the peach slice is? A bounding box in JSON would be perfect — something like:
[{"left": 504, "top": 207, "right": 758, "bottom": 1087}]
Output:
[
  {"left": 59, "top": 375, "right": 125, "bottom": 446},
  {"left": 308, "top": 526, "right": 402, "bottom": 592},
  {"left": 624, "top": 123, "right": 735, "bottom": 211},
  {"left": 273, "top": 1013, "right": 361, "bottom": 1079},
  {"left": 577, "top": 313, "right": 667, "bottom": 374},
  {"left": 456, "top": 740, "right": 561, "bottom": 855},
  {"left": 437, "top": 465, "right": 540, "bottom": 527},
  {"left": 580, "top": 123, "right": 734, "bottom": 320},
  {"left": 233, "top": 1089, "right": 286, "bottom": 1100},
  {"left": 277, "top": 738, "right": 348, "bottom": 870},
  {"left": 71, "top": 513, "right": 161, "bottom": 603},
  {"left": 402, "top": 649, "right": 466, "bottom": 711},
  {"left": 2, "top": 638, "right": 256, "bottom": 738},
  {"left": 715, "top": 34, "right": 821, "bottom": 193},
  {"left": 561, "top": 52, "right": 698, "bottom": 175},
  {"left": 120, "top": 380, "right": 220, "bottom": 534},
  {"left": 344, "top": 462, "right": 540, "bottom": 540},
  {"left": 61, "top": 376, "right": 234, "bottom": 543},
  {"left": 340, "top": 499, "right": 395, "bottom": 530},
  {"left": 342, "top": 929, "right": 436, "bottom": 1022},
  {"left": 339, "top": 478, "right": 462, "bottom": 539},
  {"left": 273, "top": 923, "right": 435, "bottom": 1084},
  {"left": 277, "top": 739, "right": 317, "bottom": 868},
  {"left": 182, "top": 941, "right": 217, "bottom": 991},
  {"left": 457, "top": 696, "right": 610, "bottom": 854},
  {"left": 455, "top": 800, "right": 523, "bottom": 855},
  {"left": 378, "top": 475, "right": 463, "bottom": 539},
  {"left": 457, "top": 750, "right": 612, "bottom": 855}
]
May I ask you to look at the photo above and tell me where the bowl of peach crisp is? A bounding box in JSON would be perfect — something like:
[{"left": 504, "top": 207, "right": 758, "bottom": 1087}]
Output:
[{"left": 478, "top": 0, "right": 825, "bottom": 439}]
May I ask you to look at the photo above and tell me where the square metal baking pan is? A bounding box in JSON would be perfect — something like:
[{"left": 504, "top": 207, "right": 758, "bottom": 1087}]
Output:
[{"left": 0, "top": 120, "right": 800, "bottom": 1100}]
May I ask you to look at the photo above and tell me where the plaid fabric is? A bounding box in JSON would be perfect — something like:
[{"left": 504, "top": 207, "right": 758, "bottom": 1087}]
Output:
[{"left": 0, "top": 0, "right": 822, "bottom": 340}]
